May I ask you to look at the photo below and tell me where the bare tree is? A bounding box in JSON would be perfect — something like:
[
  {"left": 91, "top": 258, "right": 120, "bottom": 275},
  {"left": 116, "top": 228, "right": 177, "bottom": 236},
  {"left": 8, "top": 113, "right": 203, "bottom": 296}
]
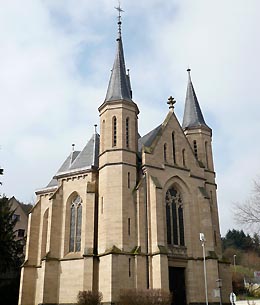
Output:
[{"left": 234, "top": 180, "right": 260, "bottom": 231}]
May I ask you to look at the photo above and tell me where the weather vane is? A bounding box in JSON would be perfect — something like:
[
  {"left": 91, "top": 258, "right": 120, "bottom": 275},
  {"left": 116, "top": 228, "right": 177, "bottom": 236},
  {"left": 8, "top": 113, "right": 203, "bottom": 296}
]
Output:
[{"left": 115, "top": 1, "right": 124, "bottom": 36}]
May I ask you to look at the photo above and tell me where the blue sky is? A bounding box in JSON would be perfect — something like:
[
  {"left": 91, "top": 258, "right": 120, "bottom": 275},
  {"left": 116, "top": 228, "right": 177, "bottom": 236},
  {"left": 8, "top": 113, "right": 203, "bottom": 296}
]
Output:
[{"left": 1, "top": 0, "right": 260, "bottom": 235}]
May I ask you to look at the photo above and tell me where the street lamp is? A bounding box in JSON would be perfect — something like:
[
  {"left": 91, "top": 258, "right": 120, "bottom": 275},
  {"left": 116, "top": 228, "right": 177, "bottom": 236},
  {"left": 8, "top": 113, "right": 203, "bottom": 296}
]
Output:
[
  {"left": 200, "top": 233, "right": 208, "bottom": 305},
  {"left": 233, "top": 254, "right": 236, "bottom": 273},
  {"left": 216, "top": 279, "right": 223, "bottom": 305}
]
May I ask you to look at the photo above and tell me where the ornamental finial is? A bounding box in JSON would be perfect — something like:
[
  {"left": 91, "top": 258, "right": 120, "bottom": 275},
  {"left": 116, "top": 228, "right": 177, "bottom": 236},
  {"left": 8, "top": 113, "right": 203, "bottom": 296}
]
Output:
[
  {"left": 167, "top": 96, "right": 176, "bottom": 110},
  {"left": 115, "top": 1, "right": 124, "bottom": 38}
]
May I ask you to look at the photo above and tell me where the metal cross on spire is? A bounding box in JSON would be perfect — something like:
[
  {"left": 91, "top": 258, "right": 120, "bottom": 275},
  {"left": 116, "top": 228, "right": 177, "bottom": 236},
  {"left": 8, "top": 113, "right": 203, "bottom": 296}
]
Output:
[{"left": 115, "top": 1, "right": 124, "bottom": 37}]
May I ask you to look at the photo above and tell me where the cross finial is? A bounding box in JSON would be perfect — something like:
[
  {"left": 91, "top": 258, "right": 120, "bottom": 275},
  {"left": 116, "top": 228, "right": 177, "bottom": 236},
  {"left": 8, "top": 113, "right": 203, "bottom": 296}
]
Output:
[
  {"left": 115, "top": 1, "right": 124, "bottom": 37},
  {"left": 187, "top": 68, "right": 192, "bottom": 80},
  {"left": 167, "top": 96, "right": 176, "bottom": 110}
]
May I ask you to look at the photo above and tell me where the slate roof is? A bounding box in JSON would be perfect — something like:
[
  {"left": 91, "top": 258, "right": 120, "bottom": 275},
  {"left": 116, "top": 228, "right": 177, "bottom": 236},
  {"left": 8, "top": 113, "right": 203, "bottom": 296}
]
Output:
[
  {"left": 104, "top": 34, "right": 132, "bottom": 102},
  {"left": 138, "top": 124, "right": 161, "bottom": 152},
  {"left": 182, "top": 70, "right": 210, "bottom": 130},
  {"left": 43, "top": 133, "right": 100, "bottom": 191},
  {"left": 70, "top": 133, "right": 99, "bottom": 170}
]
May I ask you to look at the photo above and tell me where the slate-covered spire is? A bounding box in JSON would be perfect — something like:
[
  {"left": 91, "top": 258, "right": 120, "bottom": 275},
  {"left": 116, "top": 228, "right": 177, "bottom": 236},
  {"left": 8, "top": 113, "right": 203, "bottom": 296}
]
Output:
[
  {"left": 104, "top": 5, "right": 132, "bottom": 102},
  {"left": 182, "top": 69, "right": 210, "bottom": 130}
]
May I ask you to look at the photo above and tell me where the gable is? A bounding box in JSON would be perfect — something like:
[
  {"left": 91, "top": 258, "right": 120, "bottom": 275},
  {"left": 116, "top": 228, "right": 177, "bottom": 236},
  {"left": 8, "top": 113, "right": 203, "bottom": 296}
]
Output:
[{"left": 140, "top": 110, "right": 202, "bottom": 173}]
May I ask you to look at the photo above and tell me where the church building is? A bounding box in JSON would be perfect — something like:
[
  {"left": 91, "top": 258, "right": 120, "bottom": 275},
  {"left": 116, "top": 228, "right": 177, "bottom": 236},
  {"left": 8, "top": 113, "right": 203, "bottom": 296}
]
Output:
[{"left": 19, "top": 9, "right": 231, "bottom": 305}]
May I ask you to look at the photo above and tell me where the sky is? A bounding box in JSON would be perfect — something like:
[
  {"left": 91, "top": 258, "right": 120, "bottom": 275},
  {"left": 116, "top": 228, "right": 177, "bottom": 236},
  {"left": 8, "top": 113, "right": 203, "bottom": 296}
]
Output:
[{"left": 0, "top": 0, "right": 260, "bottom": 236}]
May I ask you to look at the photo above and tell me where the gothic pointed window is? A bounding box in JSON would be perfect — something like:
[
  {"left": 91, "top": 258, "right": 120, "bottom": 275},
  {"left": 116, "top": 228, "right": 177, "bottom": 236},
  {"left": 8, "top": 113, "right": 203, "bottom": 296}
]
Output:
[
  {"left": 113, "top": 116, "right": 117, "bottom": 147},
  {"left": 69, "top": 196, "right": 82, "bottom": 252},
  {"left": 182, "top": 149, "right": 186, "bottom": 167},
  {"left": 164, "top": 143, "right": 167, "bottom": 162},
  {"left": 165, "top": 187, "right": 185, "bottom": 246},
  {"left": 41, "top": 209, "right": 49, "bottom": 258},
  {"left": 205, "top": 141, "right": 209, "bottom": 168},
  {"left": 193, "top": 140, "right": 198, "bottom": 159},
  {"left": 102, "top": 119, "right": 105, "bottom": 152},
  {"left": 172, "top": 132, "right": 176, "bottom": 164},
  {"left": 126, "top": 117, "right": 129, "bottom": 148}
]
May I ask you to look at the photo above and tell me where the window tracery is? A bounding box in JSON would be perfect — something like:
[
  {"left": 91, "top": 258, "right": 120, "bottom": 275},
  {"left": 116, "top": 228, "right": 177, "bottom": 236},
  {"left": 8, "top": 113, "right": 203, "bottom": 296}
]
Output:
[
  {"left": 165, "top": 187, "right": 185, "bottom": 246},
  {"left": 69, "top": 196, "right": 82, "bottom": 252}
]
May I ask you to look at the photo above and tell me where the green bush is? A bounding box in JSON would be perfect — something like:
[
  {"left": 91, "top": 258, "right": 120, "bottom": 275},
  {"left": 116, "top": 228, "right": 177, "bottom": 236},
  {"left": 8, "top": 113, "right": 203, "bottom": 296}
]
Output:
[
  {"left": 118, "top": 288, "right": 172, "bottom": 305},
  {"left": 77, "top": 290, "right": 103, "bottom": 305}
]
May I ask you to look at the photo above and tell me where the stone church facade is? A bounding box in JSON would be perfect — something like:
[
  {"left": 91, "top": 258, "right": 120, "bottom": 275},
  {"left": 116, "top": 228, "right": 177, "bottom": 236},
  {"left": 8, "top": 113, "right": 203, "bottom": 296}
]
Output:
[{"left": 19, "top": 12, "right": 231, "bottom": 305}]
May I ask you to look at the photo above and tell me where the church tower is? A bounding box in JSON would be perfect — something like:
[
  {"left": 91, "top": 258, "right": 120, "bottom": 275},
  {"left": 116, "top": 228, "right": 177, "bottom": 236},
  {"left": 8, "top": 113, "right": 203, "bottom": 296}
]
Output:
[
  {"left": 182, "top": 69, "right": 222, "bottom": 256},
  {"left": 182, "top": 69, "right": 214, "bottom": 172},
  {"left": 97, "top": 7, "right": 139, "bottom": 301}
]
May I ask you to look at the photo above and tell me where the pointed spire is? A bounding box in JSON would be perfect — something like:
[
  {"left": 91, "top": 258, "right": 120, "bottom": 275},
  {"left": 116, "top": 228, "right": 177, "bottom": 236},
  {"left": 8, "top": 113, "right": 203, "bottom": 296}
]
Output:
[
  {"left": 104, "top": 4, "right": 132, "bottom": 103},
  {"left": 182, "top": 69, "right": 210, "bottom": 130}
]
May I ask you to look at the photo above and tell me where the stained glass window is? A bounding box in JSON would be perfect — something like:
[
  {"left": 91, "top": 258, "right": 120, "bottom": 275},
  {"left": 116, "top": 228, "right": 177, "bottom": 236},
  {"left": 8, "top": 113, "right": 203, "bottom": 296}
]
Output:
[
  {"left": 166, "top": 195, "right": 172, "bottom": 244},
  {"left": 76, "top": 204, "right": 82, "bottom": 251},
  {"left": 165, "top": 187, "right": 185, "bottom": 246},
  {"left": 69, "top": 196, "right": 82, "bottom": 252}
]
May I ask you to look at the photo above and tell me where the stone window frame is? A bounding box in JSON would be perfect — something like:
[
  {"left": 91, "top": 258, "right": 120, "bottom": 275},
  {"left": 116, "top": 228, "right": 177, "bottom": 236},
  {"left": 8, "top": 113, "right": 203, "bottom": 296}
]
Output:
[
  {"left": 193, "top": 140, "right": 198, "bottom": 159},
  {"left": 172, "top": 132, "right": 176, "bottom": 164},
  {"left": 205, "top": 141, "right": 209, "bottom": 168},
  {"left": 41, "top": 208, "right": 49, "bottom": 259},
  {"left": 163, "top": 143, "right": 167, "bottom": 162},
  {"left": 112, "top": 116, "right": 117, "bottom": 147},
  {"left": 182, "top": 149, "right": 186, "bottom": 167},
  {"left": 69, "top": 195, "right": 82, "bottom": 252},
  {"left": 126, "top": 117, "right": 130, "bottom": 149},
  {"left": 165, "top": 187, "right": 185, "bottom": 246}
]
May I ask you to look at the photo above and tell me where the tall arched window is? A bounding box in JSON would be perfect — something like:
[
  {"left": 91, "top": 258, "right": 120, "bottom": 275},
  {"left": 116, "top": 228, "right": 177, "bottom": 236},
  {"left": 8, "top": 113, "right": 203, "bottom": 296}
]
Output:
[
  {"left": 102, "top": 119, "right": 105, "bottom": 152},
  {"left": 164, "top": 143, "right": 167, "bottom": 162},
  {"left": 41, "top": 209, "right": 49, "bottom": 258},
  {"left": 165, "top": 187, "right": 185, "bottom": 246},
  {"left": 193, "top": 140, "right": 198, "bottom": 159},
  {"left": 126, "top": 117, "right": 129, "bottom": 148},
  {"left": 205, "top": 141, "right": 209, "bottom": 168},
  {"left": 69, "top": 196, "right": 82, "bottom": 252},
  {"left": 112, "top": 116, "right": 117, "bottom": 147},
  {"left": 182, "top": 149, "right": 186, "bottom": 167},
  {"left": 172, "top": 132, "right": 176, "bottom": 164}
]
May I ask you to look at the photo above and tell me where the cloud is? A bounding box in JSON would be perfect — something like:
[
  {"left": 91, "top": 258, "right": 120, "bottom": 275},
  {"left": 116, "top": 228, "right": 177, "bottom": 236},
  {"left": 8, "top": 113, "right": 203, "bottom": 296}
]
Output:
[{"left": 1, "top": 0, "right": 259, "bottom": 235}]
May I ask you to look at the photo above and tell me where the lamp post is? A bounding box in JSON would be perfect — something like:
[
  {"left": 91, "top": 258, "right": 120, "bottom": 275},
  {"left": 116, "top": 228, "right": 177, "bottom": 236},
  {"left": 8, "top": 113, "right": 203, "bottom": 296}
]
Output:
[
  {"left": 216, "top": 279, "right": 223, "bottom": 305},
  {"left": 200, "top": 233, "right": 208, "bottom": 305},
  {"left": 233, "top": 254, "right": 236, "bottom": 273}
]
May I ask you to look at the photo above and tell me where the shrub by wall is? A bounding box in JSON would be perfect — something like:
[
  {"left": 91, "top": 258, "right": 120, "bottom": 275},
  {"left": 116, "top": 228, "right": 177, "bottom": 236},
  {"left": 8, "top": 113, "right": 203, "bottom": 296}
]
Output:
[
  {"left": 77, "top": 290, "right": 103, "bottom": 305},
  {"left": 118, "top": 288, "right": 172, "bottom": 305}
]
